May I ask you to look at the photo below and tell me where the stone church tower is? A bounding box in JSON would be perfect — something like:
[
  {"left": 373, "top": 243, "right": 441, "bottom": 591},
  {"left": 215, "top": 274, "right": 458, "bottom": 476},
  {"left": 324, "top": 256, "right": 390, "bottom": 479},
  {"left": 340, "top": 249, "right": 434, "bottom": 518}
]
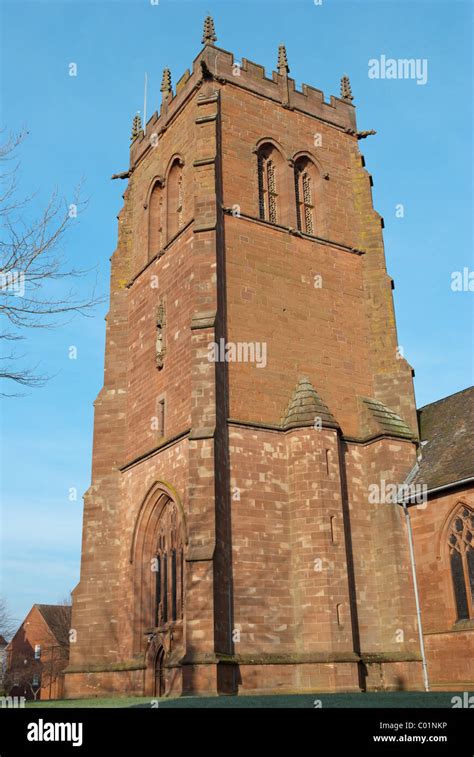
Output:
[{"left": 65, "top": 17, "right": 424, "bottom": 698}]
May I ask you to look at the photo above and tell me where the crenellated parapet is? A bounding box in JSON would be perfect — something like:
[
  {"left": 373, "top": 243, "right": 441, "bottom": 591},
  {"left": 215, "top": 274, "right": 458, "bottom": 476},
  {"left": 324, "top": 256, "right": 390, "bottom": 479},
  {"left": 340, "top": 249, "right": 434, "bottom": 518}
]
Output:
[{"left": 129, "top": 15, "right": 357, "bottom": 169}]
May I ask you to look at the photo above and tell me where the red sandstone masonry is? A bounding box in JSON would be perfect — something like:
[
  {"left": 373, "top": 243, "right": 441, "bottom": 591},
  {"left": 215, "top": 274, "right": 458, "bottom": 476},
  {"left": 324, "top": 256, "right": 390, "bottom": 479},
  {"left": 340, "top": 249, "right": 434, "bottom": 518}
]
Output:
[
  {"left": 411, "top": 488, "right": 474, "bottom": 689},
  {"left": 65, "top": 32, "right": 426, "bottom": 698}
]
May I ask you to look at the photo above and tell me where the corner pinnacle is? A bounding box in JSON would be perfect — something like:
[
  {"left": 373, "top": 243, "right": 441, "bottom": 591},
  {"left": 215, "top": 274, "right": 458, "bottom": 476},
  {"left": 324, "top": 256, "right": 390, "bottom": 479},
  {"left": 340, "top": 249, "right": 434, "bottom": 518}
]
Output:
[
  {"left": 160, "top": 68, "right": 172, "bottom": 100},
  {"left": 202, "top": 15, "right": 217, "bottom": 46},
  {"left": 277, "top": 44, "right": 290, "bottom": 75},
  {"left": 340, "top": 74, "right": 353, "bottom": 101},
  {"left": 130, "top": 113, "right": 142, "bottom": 141}
]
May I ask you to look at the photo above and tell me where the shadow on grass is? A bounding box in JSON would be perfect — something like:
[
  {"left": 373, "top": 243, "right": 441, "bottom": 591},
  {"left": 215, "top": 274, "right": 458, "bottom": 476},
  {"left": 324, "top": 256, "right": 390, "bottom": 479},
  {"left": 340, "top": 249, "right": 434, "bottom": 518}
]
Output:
[{"left": 26, "top": 691, "right": 471, "bottom": 709}]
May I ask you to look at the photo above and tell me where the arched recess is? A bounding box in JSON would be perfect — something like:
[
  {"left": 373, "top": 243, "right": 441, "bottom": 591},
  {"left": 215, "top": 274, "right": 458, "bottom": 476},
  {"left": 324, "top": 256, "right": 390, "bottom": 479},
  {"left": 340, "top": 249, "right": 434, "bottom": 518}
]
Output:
[
  {"left": 144, "top": 635, "right": 166, "bottom": 698},
  {"left": 292, "top": 151, "right": 323, "bottom": 236},
  {"left": 254, "top": 136, "right": 289, "bottom": 160},
  {"left": 130, "top": 481, "right": 187, "bottom": 655},
  {"left": 254, "top": 139, "right": 289, "bottom": 226},
  {"left": 165, "top": 155, "right": 185, "bottom": 242},
  {"left": 444, "top": 503, "right": 474, "bottom": 621},
  {"left": 146, "top": 177, "right": 164, "bottom": 259}
]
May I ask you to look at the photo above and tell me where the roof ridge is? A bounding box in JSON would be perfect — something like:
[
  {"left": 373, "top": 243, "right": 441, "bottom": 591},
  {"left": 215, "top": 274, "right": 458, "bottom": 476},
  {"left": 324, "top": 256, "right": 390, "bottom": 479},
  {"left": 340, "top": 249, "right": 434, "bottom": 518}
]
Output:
[{"left": 418, "top": 385, "right": 474, "bottom": 412}]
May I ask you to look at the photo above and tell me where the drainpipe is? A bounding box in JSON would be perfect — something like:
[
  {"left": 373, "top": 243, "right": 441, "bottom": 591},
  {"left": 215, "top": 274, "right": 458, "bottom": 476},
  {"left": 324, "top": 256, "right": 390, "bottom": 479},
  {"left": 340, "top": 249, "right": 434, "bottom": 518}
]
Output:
[{"left": 401, "top": 501, "right": 430, "bottom": 692}]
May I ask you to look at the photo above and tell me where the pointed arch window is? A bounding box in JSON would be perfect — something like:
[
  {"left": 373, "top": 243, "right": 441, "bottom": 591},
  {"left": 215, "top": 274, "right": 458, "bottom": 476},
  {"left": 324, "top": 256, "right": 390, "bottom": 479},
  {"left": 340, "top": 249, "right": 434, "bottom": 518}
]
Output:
[
  {"left": 294, "top": 157, "right": 316, "bottom": 235},
  {"left": 448, "top": 506, "right": 474, "bottom": 621},
  {"left": 154, "top": 503, "right": 184, "bottom": 628},
  {"left": 177, "top": 174, "right": 184, "bottom": 230},
  {"left": 257, "top": 145, "right": 280, "bottom": 224},
  {"left": 167, "top": 158, "right": 184, "bottom": 241},
  {"left": 171, "top": 549, "right": 177, "bottom": 621},
  {"left": 148, "top": 181, "right": 163, "bottom": 258},
  {"left": 154, "top": 555, "right": 161, "bottom": 626}
]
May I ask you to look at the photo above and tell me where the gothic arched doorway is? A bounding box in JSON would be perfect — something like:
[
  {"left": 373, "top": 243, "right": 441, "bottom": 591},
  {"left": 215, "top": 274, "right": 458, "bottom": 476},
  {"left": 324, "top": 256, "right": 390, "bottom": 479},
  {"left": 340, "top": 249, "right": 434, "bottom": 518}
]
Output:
[
  {"left": 131, "top": 482, "right": 187, "bottom": 697},
  {"left": 154, "top": 645, "right": 166, "bottom": 697}
]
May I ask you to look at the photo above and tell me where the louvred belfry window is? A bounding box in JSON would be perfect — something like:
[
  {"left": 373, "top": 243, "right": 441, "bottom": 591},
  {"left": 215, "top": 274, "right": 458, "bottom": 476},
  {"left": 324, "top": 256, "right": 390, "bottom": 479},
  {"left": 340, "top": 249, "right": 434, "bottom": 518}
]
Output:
[
  {"left": 177, "top": 174, "right": 184, "bottom": 230},
  {"left": 448, "top": 506, "right": 474, "bottom": 621},
  {"left": 257, "top": 147, "right": 279, "bottom": 224},
  {"left": 294, "top": 157, "right": 315, "bottom": 235},
  {"left": 167, "top": 158, "right": 184, "bottom": 240},
  {"left": 148, "top": 181, "right": 163, "bottom": 258}
]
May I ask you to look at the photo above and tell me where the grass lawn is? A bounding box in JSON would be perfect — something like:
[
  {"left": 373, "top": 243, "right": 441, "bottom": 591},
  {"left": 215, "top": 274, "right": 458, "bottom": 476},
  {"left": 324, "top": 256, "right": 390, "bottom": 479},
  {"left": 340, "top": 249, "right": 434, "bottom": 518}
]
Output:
[{"left": 26, "top": 691, "right": 470, "bottom": 708}]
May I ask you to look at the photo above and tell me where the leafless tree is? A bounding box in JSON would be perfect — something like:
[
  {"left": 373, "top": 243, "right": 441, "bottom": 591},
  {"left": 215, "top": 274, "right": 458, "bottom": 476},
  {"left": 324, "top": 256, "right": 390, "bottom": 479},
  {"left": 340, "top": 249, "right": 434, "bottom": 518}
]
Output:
[
  {"left": 3, "top": 653, "right": 42, "bottom": 700},
  {"left": 0, "top": 130, "right": 103, "bottom": 393},
  {"left": 50, "top": 599, "right": 73, "bottom": 656},
  {"left": 0, "top": 597, "right": 17, "bottom": 641},
  {"left": 37, "top": 599, "right": 72, "bottom": 697}
]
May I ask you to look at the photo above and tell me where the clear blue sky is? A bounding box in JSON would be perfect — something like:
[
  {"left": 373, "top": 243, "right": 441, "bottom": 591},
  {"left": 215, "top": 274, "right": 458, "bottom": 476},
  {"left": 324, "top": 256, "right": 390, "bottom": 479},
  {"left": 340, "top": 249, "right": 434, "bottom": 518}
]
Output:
[{"left": 1, "top": 0, "right": 472, "bottom": 626}]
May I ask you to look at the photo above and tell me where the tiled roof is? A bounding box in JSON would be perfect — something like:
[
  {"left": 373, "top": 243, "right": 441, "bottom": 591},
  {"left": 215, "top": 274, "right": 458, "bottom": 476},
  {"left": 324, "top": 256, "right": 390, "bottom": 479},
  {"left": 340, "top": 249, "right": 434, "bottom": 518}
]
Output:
[
  {"left": 35, "top": 604, "right": 72, "bottom": 647},
  {"left": 411, "top": 387, "right": 474, "bottom": 491}
]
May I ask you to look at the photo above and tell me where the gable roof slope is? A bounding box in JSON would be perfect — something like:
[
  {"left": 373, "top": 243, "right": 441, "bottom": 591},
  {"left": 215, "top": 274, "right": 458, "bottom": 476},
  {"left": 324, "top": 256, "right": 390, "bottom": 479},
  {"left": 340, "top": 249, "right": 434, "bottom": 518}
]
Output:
[
  {"left": 35, "top": 604, "right": 72, "bottom": 647},
  {"left": 412, "top": 386, "right": 474, "bottom": 491}
]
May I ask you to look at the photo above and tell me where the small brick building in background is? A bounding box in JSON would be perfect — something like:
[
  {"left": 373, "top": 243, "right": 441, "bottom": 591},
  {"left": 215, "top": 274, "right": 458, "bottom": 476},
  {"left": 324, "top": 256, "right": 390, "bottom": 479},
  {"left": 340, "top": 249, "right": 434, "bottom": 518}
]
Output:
[
  {"left": 5, "top": 604, "right": 71, "bottom": 700},
  {"left": 62, "top": 16, "right": 473, "bottom": 698}
]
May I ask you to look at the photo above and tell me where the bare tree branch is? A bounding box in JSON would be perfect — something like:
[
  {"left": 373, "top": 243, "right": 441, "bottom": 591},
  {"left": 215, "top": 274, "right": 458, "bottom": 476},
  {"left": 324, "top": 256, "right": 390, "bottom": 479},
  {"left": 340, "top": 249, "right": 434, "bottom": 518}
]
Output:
[
  {"left": 0, "top": 132, "right": 104, "bottom": 391},
  {"left": 0, "top": 597, "right": 17, "bottom": 641}
]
